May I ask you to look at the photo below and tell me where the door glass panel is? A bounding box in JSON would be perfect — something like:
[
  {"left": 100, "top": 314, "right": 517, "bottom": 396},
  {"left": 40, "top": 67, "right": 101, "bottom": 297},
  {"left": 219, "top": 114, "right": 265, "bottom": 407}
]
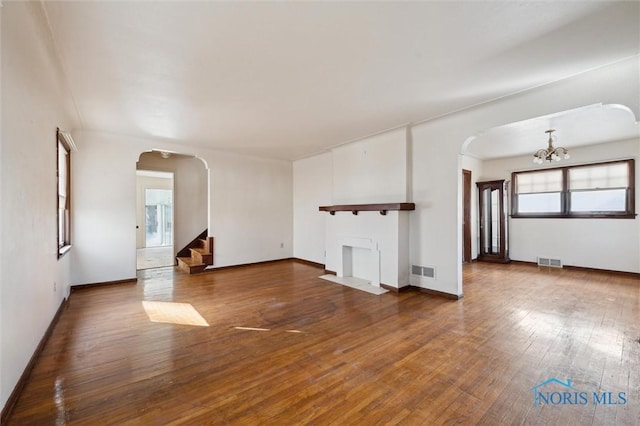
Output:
[
  {"left": 145, "top": 189, "right": 173, "bottom": 247},
  {"left": 482, "top": 188, "right": 492, "bottom": 253},
  {"left": 482, "top": 188, "right": 500, "bottom": 255},
  {"left": 490, "top": 188, "right": 500, "bottom": 254}
]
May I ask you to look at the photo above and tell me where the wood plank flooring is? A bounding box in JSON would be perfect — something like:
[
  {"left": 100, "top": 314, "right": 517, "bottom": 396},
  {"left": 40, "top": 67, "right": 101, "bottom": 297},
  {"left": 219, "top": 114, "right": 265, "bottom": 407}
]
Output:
[{"left": 7, "top": 261, "right": 640, "bottom": 424}]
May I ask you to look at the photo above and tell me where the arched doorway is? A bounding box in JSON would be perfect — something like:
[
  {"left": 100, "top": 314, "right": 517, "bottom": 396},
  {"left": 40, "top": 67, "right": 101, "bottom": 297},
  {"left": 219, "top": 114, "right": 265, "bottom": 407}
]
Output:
[
  {"left": 460, "top": 103, "right": 639, "bottom": 285},
  {"left": 136, "top": 151, "right": 208, "bottom": 270}
]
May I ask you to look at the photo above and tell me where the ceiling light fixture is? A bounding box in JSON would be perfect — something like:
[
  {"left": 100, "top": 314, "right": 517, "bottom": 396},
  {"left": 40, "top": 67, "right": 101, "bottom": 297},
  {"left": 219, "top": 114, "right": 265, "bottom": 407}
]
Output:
[{"left": 533, "top": 129, "right": 569, "bottom": 164}]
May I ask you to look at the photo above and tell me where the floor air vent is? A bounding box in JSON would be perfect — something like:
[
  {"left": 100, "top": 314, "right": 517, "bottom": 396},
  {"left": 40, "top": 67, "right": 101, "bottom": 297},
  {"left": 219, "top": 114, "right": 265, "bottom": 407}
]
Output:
[
  {"left": 537, "top": 257, "right": 563, "bottom": 268},
  {"left": 412, "top": 264, "right": 436, "bottom": 279}
]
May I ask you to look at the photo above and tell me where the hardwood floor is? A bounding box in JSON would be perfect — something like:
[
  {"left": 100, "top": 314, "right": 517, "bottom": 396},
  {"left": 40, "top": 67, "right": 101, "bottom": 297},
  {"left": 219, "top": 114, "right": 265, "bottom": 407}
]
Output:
[{"left": 7, "top": 261, "right": 640, "bottom": 424}]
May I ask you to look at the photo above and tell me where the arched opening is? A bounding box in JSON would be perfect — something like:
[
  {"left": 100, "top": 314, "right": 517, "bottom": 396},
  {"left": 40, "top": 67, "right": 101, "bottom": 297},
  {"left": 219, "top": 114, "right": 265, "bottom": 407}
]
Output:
[
  {"left": 136, "top": 150, "right": 209, "bottom": 270},
  {"left": 460, "top": 103, "right": 639, "bottom": 287}
]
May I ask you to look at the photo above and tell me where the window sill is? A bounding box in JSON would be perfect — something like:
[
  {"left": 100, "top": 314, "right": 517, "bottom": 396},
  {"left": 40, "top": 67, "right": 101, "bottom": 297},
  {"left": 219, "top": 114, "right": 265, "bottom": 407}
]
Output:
[
  {"left": 58, "top": 244, "right": 72, "bottom": 259},
  {"left": 511, "top": 214, "right": 636, "bottom": 219}
]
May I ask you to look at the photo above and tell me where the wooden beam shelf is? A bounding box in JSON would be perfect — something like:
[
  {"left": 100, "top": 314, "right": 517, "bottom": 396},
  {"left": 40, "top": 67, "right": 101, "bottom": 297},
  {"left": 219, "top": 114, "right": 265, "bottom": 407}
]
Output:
[{"left": 319, "top": 203, "right": 415, "bottom": 216}]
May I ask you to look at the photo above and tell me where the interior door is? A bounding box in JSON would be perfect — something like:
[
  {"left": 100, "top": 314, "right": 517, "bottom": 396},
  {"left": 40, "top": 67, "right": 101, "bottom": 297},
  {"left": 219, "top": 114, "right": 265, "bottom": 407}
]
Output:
[
  {"left": 462, "top": 170, "right": 472, "bottom": 262},
  {"left": 477, "top": 180, "right": 509, "bottom": 263}
]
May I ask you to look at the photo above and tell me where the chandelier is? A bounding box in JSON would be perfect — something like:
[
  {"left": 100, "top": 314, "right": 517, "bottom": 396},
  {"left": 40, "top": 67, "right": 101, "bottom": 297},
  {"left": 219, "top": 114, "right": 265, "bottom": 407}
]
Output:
[{"left": 533, "top": 129, "right": 570, "bottom": 164}]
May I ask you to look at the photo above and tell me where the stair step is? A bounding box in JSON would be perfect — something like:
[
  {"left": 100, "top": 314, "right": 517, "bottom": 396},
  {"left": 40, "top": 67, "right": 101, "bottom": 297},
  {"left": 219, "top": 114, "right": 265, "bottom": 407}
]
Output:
[
  {"left": 191, "top": 247, "right": 211, "bottom": 255},
  {"left": 189, "top": 248, "right": 213, "bottom": 265},
  {"left": 176, "top": 257, "right": 207, "bottom": 274},
  {"left": 177, "top": 256, "right": 204, "bottom": 266},
  {"left": 175, "top": 236, "right": 214, "bottom": 275}
]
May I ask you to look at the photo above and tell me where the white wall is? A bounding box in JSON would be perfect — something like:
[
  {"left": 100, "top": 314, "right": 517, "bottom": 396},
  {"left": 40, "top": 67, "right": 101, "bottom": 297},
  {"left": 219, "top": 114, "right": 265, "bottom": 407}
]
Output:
[
  {"left": 72, "top": 133, "right": 139, "bottom": 284},
  {"left": 410, "top": 119, "right": 464, "bottom": 295},
  {"left": 293, "top": 153, "right": 332, "bottom": 264},
  {"left": 1, "top": 1, "right": 80, "bottom": 411},
  {"left": 171, "top": 157, "right": 208, "bottom": 252},
  {"left": 136, "top": 153, "right": 208, "bottom": 253},
  {"left": 332, "top": 128, "right": 408, "bottom": 204},
  {"left": 71, "top": 130, "right": 293, "bottom": 285},
  {"left": 209, "top": 152, "right": 293, "bottom": 266},
  {"left": 480, "top": 138, "right": 639, "bottom": 273}
]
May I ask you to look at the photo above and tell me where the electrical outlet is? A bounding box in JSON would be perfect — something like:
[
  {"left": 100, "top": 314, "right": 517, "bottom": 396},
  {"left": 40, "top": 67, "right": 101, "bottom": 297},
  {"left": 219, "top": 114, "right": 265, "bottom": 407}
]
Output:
[
  {"left": 280, "top": 243, "right": 284, "bottom": 248},
  {"left": 53, "top": 282, "right": 57, "bottom": 292}
]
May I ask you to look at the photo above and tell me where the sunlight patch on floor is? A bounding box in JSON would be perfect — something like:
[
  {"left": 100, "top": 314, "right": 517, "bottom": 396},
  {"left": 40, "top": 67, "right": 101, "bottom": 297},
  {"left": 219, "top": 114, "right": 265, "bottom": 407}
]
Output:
[
  {"left": 234, "top": 326, "right": 307, "bottom": 334},
  {"left": 142, "top": 301, "right": 209, "bottom": 327},
  {"left": 234, "top": 326, "right": 270, "bottom": 331}
]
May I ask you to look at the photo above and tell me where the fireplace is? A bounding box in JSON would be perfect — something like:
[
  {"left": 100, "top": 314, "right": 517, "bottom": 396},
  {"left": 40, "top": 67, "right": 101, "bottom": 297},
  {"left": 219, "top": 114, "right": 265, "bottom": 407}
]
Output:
[
  {"left": 337, "top": 237, "right": 381, "bottom": 287},
  {"left": 320, "top": 203, "right": 413, "bottom": 291}
]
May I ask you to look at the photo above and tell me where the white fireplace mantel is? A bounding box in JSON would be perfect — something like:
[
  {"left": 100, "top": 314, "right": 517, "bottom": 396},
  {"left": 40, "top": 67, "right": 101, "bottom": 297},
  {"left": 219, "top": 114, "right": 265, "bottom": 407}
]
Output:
[{"left": 324, "top": 209, "right": 410, "bottom": 289}]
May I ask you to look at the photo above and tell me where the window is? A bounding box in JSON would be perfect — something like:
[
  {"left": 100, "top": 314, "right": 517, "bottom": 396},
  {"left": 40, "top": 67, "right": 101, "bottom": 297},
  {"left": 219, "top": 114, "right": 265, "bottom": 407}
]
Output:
[
  {"left": 512, "top": 159, "right": 635, "bottom": 218},
  {"left": 514, "top": 169, "right": 563, "bottom": 214},
  {"left": 569, "top": 162, "right": 629, "bottom": 213},
  {"left": 57, "top": 128, "right": 73, "bottom": 256}
]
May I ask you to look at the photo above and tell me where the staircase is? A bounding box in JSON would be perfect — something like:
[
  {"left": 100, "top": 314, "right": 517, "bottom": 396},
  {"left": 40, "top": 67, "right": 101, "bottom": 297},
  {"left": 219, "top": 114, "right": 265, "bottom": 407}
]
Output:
[{"left": 177, "top": 236, "right": 214, "bottom": 274}]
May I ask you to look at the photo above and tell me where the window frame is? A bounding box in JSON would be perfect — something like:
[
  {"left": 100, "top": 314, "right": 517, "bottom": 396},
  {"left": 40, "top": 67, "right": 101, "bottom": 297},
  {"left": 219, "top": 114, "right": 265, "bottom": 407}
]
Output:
[
  {"left": 511, "top": 159, "right": 636, "bottom": 219},
  {"left": 57, "top": 128, "right": 72, "bottom": 257}
]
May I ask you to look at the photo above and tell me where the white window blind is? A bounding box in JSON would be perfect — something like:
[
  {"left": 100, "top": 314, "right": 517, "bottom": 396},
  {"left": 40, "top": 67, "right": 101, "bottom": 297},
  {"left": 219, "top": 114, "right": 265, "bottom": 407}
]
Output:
[
  {"left": 516, "top": 170, "right": 562, "bottom": 194},
  {"left": 569, "top": 163, "right": 628, "bottom": 190}
]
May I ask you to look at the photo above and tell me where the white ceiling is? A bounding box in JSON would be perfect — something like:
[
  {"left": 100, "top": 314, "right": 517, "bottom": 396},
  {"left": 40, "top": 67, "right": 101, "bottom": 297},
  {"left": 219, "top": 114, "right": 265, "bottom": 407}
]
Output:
[
  {"left": 42, "top": 1, "right": 640, "bottom": 160},
  {"left": 466, "top": 104, "right": 640, "bottom": 160}
]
